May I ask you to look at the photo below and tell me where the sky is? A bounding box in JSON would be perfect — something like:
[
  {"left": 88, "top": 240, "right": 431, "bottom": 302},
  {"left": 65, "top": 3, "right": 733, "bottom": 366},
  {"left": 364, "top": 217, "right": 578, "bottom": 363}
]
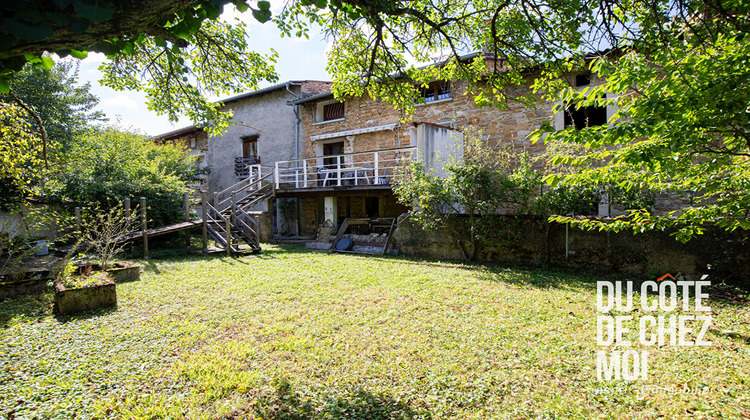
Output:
[{"left": 76, "top": 5, "right": 331, "bottom": 136}]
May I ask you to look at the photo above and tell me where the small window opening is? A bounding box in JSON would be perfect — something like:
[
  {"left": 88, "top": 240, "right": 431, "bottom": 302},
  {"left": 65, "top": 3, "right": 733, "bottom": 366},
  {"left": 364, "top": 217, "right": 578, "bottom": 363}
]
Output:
[
  {"left": 575, "top": 73, "right": 591, "bottom": 87},
  {"left": 322, "top": 101, "right": 345, "bottom": 121},
  {"left": 420, "top": 81, "right": 451, "bottom": 103}
]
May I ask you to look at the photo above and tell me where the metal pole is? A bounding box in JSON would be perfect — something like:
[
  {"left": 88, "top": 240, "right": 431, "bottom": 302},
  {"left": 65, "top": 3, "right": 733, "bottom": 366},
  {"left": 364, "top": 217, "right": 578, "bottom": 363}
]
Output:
[
  {"left": 141, "top": 197, "right": 148, "bottom": 259},
  {"left": 202, "top": 192, "right": 208, "bottom": 254}
]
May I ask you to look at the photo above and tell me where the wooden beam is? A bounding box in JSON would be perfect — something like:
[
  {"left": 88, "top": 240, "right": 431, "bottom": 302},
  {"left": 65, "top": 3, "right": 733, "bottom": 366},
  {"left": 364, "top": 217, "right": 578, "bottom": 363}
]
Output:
[
  {"left": 141, "top": 197, "right": 148, "bottom": 259},
  {"left": 184, "top": 192, "right": 191, "bottom": 251},
  {"left": 202, "top": 192, "right": 208, "bottom": 254}
]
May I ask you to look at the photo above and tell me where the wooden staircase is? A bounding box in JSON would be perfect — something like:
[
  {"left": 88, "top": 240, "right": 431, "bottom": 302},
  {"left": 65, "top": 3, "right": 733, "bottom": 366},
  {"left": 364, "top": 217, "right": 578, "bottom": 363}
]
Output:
[{"left": 206, "top": 166, "right": 274, "bottom": 254}]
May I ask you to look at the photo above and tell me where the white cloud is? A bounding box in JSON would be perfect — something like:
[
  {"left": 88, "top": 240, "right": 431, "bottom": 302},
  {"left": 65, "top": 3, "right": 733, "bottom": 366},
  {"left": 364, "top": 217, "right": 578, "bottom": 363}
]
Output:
[{"left": 101, "top": 95, "right": 139, "bottom": 111}]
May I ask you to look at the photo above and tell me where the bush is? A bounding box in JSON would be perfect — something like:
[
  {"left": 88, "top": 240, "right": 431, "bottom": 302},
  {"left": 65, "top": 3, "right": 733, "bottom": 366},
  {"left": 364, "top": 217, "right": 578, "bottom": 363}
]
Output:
[{"left": 50, "top": 127, "right": 200, "bottom": 227}]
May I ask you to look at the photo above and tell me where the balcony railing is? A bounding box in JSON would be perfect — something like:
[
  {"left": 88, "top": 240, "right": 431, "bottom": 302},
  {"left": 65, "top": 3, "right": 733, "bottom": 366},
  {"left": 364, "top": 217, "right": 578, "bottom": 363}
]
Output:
[
  {"left": 235, "top": 156, "right": 260, "bottom": 177},
  {"left": 274, "top": 147, "right": 416, "bottom": 189}
]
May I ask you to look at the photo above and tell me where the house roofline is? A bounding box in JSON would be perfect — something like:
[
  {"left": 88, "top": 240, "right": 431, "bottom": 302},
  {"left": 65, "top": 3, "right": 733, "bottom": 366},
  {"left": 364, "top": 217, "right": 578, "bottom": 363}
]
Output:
[
  {"left": 151, "top": 124, "right": 203, "bottom": 142},
  {"left": 291, "top": 52, "right": 484, "bottom": 105},
  {"left": 150, "top": 80, "right": 334, "bottom": 141},
  {"left": 220, "top": 80, "right": 332, "bottom": 105}
]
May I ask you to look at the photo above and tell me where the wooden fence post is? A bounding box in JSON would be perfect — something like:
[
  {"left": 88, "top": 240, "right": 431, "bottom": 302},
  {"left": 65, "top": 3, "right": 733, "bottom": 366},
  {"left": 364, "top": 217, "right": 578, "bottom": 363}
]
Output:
[
  {"left": 140, "top": 197, "right": 148, "bottom": 259},
  {"left": 225, "top": 214, "right": 232, "bottom": 256},
  {"left": 124, "top": 198, "right": 132, "bottom": 256},
  {"left": 202, "top": 191, "right": 208, "bottom": 254},
  {"left": 184, "top": 192, "right": 191, "bottom": 251},
  {"left": 74, "top": 207, "right": 81, "bottom": 234}
]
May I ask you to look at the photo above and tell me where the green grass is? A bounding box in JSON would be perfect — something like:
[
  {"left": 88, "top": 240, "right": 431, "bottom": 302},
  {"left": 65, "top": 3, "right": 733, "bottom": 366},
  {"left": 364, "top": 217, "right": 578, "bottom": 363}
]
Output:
[{"left": 1, "top": 244, "right": 749, "bottom": 419}]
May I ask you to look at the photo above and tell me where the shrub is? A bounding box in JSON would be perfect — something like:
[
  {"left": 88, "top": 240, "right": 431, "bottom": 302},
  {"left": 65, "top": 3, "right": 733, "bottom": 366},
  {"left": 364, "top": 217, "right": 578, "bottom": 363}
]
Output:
[{"left": 51, "top": 127, "right": 200, "bottom": 227}]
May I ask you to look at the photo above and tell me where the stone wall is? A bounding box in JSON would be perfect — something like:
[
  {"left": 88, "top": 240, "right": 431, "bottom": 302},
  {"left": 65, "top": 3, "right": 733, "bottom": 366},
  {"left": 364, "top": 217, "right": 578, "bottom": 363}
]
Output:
[
  {"left": 393, "top": 215, "right": 750, "bottom": 286},
  {"left": 299, "top": 79, "right": 556, "bottom": 161}
]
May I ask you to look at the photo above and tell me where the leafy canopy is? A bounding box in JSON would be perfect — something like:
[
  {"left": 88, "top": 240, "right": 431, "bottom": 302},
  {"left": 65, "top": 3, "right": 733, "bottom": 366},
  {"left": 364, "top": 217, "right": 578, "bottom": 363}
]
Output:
[
  {"left": 0, "top": 0, "right": 277, "bottom": 135},
  {"left": 3, "top": 60, "right": 105, "bottom": 151},
  {"left": 285, "top": 0, "right": 750, "bottom": 240}
]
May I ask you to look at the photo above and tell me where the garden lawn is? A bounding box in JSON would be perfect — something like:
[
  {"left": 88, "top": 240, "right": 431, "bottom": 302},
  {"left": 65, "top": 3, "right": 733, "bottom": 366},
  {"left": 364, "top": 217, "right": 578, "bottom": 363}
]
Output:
[{"left": 1, "top": 244, "right": 749, "bottom": 419}]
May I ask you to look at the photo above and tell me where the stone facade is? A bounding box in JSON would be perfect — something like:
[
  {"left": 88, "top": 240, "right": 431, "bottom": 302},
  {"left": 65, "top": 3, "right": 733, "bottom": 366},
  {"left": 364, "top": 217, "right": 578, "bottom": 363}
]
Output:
[
  {"left": 292, "top": 77, "right": 561, "bottom": 238},
  {"left": 297, "top": 77, "right": 578, "bottom": 160},
  {"left": 208, "top": 81, "right": 331, "bottom": 195}
]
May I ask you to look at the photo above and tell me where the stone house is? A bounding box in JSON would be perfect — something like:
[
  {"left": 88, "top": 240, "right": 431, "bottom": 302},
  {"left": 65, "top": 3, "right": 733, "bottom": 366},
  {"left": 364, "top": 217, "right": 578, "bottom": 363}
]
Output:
[
  {"left": 152, "top": 80, "right": 332, "bottom": 235},
  {"left": 273, "top": 53, "right": 627, "bottom": 238}
]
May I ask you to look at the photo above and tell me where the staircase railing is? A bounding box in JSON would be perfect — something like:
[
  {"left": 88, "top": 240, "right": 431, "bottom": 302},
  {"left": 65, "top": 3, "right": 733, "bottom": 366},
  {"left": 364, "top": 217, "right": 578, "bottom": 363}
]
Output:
[
  {"left": 213, "top": 165, "right": 274, "bottom": 213},
  {"left": 203, "top": 193, "right": 262, "bottom": 254}
]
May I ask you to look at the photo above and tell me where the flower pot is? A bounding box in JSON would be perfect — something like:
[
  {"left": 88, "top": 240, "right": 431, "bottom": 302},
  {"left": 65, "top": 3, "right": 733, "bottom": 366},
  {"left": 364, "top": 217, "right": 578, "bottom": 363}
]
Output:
[{"left": 72, "top": 261, "right": 142, "bottom": 283}]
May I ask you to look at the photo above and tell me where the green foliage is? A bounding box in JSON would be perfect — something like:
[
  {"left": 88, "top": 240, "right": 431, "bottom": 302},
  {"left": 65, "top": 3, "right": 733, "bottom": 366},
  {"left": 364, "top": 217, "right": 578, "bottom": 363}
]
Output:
[
  {"left": 98, "top": 18, "right": 278, "bottom": 135},
  {"left": 536, "top": 25, "right": 750, "bottom": 241},
  {"left": 76, "top": 204, "right": 138, "bottom": 269},
  {"left": 0, "top": 103, "right": 42, "bottom": 208},
  {"left": 394, "top": 128, "right": 659, "bottom": 259},
  {"left": 51, "top": 127, "right": 200, "bottom": 227},
  {"left": 277, "top": 0, "right": 750, "bottom": 240},
  {"left": 0, "top": 0, "right": 280, "bottom": 135},
  {"left": 4, "top": 60, "right": 105, "bottom": 150},
  {"left": 394, "top": 131, "right": 558, "bottom": 260}
]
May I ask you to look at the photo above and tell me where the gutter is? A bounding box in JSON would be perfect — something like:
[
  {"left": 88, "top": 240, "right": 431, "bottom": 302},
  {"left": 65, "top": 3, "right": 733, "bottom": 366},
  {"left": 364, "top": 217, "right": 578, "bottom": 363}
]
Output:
[
  {"left": 284, "top": 82, "right": 302, "bottom": 237},
  {"left": 284, "top": 82, "right": 301, "bottom": 160}
]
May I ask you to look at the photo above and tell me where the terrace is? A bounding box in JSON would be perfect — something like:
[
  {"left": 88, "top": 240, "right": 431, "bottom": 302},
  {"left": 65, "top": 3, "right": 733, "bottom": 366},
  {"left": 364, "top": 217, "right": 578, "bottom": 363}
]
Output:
[{"left": 272, "top": 146, "right": 416, "bottom": 195}]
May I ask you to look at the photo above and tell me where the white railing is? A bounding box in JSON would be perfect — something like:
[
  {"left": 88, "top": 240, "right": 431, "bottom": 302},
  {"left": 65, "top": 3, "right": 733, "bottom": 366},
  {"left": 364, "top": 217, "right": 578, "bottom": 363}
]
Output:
[
  {"left": 274, "top": 147, "right": 416, "bottom": 189},
  {"left": 214, "top": 164, "right": 274, "bottom": 211}
]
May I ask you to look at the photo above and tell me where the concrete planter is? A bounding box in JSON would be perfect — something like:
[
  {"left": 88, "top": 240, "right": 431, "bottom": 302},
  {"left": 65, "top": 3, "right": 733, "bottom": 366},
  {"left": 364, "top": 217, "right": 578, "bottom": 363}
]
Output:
[
  {"left": 106, "top": 263, "right": 142, "bottom": 283},
  {"left": 54, "top": 278, "right": 117, "bottom": 316},
  {"left": 73, "top": 261, "right": 142, "bottom": 283}
]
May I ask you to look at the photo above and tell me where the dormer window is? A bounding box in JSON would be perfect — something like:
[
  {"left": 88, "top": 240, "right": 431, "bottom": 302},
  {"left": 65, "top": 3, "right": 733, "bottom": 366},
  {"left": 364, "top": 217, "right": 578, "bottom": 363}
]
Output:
[
  {"left": 420, "top": 81, "right": 451, "bottom": 103},
  {"left": 315, "top": 99, "right": 345, "bottom": 123}
]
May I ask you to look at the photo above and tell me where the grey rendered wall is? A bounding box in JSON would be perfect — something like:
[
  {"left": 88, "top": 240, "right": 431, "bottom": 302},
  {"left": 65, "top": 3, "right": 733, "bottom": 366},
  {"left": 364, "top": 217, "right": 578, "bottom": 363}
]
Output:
[{"left": 207, "top": 87, "right": 301, "bottom": 195}]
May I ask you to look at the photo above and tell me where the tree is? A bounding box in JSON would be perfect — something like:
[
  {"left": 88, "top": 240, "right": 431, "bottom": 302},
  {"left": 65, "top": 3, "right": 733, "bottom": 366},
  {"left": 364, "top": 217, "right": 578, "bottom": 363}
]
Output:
[
  {"left": 0, "top": 102, "right": 43, "bottom": 209},
  {"left": 394, "top": 129, "right": 589, "bottom": 261},
  {"left": 0, "top": 0, "right": 278, "bottom": 134},
  {"left": 52, "top": 127, "right": 201, "bottom": 227},
  {"left": 281, "top": 0, "right": 750, "bottom": 241},
  {"left": 534, "top": 29, "right": 750, "bottom": 241},
  {"left": 3, "top": 60, "right": 104, "bottom": 151}
]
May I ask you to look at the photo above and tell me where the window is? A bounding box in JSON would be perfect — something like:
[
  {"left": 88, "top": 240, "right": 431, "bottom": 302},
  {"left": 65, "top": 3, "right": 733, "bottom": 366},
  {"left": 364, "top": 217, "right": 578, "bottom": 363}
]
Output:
[
  {"left": 316, "top": 100, "right": 345, "bottom": 122},
  {"left": 420, "top": 81, "right": 451, "bottom": 103},
  {"left": 575, "top": 73, "right": 591, "bottom": 87},
  {"left": 323, "top": 102, "right": 344, "bottom": 121},
  {"left": 563, "top": 103, "right": 607, "bottom": 130},
  {"left": 242, "top": 136, "right": 258, "bottom": 159},
  {"left": 322, "top": 141, "right": 344, "bottom": 168}
]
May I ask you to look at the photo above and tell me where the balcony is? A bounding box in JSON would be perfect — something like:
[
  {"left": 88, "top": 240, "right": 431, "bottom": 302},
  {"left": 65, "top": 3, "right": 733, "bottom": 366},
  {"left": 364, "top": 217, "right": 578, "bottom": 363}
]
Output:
[
  {"left": 273, "top": 147, "right": 416, "bottom": 190},
  {"left": 235, "top": 156, "right": 260, "bottom": 177}
]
